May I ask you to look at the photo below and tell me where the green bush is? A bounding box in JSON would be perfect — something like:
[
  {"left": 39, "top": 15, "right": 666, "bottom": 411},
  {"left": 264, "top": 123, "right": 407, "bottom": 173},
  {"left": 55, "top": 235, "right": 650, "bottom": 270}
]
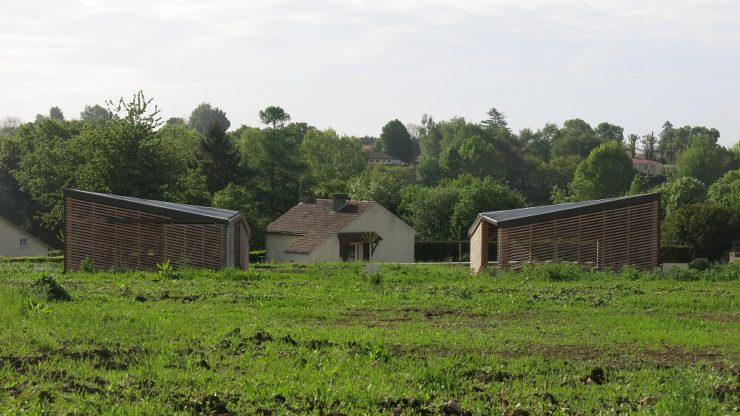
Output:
[
  {"left": 6, "top": 255, "right": 64, "bottom": 263},
  {"left": 688, "top": 258, "right": 711, "bottom": 271},
  {"left": 661, "top": 245, "right": 692, "bottom": 263},
  {"left": 524, "top": 262, "right": 590, "bottom": 281},
  {"left": 30, "top": 274, "right": 72, "bottom": 302},
  {"left": 79, "top": 258, "right": 95, "bottom": 273},
  {"left": 662, "top": 203, "right": 740, "bottom": 261}
]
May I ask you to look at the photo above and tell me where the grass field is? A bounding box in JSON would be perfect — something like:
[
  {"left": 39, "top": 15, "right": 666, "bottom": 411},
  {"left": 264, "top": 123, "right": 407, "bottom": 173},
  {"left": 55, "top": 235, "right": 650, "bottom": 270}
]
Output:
[{"left": 0, "top": 261, "right": 738, "bottom": 415}]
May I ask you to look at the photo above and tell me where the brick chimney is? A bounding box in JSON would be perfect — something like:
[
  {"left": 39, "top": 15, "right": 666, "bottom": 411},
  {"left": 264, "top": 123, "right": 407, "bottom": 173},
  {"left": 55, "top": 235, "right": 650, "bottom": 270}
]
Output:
[{"left": 332, "top": 194, "right": 349, "bottom": 212}]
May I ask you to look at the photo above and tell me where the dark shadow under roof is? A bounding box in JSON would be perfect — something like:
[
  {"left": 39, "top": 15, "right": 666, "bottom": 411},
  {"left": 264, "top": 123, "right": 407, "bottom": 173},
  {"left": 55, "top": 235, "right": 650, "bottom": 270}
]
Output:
[
  {"left": 65, "top": 189, "right": 242, "bottom": 224},
  {"left": 471, "top": 193, "right": 659, "bottom": 233}
]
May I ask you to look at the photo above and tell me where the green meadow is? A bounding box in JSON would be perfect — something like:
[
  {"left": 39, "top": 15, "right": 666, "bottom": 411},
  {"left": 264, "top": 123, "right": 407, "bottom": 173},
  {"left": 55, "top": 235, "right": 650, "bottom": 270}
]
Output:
[{"left": 0, "top": 261, "right": 738, "bottom": 415}]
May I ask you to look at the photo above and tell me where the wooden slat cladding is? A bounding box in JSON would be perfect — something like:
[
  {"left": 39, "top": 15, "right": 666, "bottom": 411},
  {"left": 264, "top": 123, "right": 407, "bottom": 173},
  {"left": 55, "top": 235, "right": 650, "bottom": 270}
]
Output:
[
  {"left": 495, "top": 200, "right": 659, "bottom": 271},
  {"left": 65, "top": 197, "right": 226, "bottom": 271},
  {"left": 163, "top": 224, "right": 225, "bottom": 270}
]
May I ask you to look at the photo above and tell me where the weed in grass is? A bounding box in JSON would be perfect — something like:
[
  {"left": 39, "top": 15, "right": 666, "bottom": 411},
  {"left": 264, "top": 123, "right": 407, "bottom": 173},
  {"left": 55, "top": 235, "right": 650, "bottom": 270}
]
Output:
[
  {"left": 30, "top": 274, "right": 71, "bottom": 302},
  {"left": 653, "top": 369, "right": 714, "bottom": 415},
  {"left": 79, "top": 257, "right": 95, "bottom": 273},
  {"left": 524, "top": 262, "right": 588, "bottom": 281},
  {"left": 0, "top": 261, "right": 738, "bottom": 414},
  {"left": 156, "top": 259, "right": 179, "bottom": 279}
]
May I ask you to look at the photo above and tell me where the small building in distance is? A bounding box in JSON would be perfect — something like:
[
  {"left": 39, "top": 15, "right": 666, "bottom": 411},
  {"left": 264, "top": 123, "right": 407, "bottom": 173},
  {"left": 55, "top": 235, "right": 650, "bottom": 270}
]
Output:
[
  {"left": 64, "top": 189, "right": 250, "bottom": 272},
  {"left": 632, "top": 158, "right": 663, "bottom": 175},
  {"left": 0, "top": 216, "right": 51, "bottom": 258},
  {"left": 366, "top": 150, "right": 402, "bottom": 166},
  {"left": 469, "top": 193, "right": 660, "bottom": 274},
  {"left": 265, "top": 195, "right": 415, "bottom": 263}
]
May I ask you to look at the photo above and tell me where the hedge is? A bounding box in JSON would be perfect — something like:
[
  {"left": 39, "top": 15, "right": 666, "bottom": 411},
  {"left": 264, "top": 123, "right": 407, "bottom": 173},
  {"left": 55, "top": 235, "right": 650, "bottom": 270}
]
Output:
[{"left": 415, "top": 241, "right": 497, "bottom": 262}]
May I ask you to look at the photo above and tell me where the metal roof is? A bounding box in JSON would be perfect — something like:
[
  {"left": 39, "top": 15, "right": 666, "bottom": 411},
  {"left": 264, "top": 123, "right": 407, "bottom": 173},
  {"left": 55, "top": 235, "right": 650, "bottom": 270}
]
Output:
[
  {"left": 469, "top": 193, "right": 660, "bottom": 235},
  {"left": 64, "top": 189, "right": 242, "bottom": 223}
]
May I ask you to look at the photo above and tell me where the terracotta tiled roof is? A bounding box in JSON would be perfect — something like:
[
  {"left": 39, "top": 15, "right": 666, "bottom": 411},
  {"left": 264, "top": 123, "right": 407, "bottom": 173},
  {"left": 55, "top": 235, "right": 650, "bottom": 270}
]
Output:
[
  {"left": 366, "top": 151, "right": 396, "bottom": 160},
  {"left": 266, "top": 199, "right": 375, "bottom": 254},
  {"left": 632, "top": 158, "right": 662, "bottom": 165}
]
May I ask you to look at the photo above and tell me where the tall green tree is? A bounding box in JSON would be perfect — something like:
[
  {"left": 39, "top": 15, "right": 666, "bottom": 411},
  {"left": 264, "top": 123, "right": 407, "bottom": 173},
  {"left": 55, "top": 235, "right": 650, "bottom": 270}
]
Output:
[
  {"left": 72, "top": 92, "right": 180, "bottom": 199},
  {"left": 449, "top": 175, "right": 526, "bottom": 238},
  {"left": 188, "top": 103, "right": 230, "bottom": 135},
  {"left": 675, "top": 137, "right": 737, "bottom": 186},
  {"left": 551, "top": 119, "right": 603, "bottom": 159},
  {"left": 198, "top": 123, "right": 241, "bottom": 194},
  {"left": 212, "top": 183, "right": 266, "bottom": 247},
  {"left": 399, "top": 175, "right": 524, "bottom": 241},
  {"left": 662, "top": 204, "right": 740, "bottom": 260},
  {"left": 627, "top": 133, "right": 639, "bottom": 158},
  {"left": 416, "top": 114, "right": 443, "bottom": 185},
  {"left": 595, "top": 122, "right": 624, "bottom": 143},
  {"left": 80, "top": 104, "right": 110, "bottom": 125},
  {"left": 457, "top": 135, "right": 505, "bottom": 181},
  {"left": 300, "top": 128, "right": 366, "bottom": 196},
  {"left": 657, "top": 121, "right": 675, "bottom": 163},
  {"left": 656, "top": 176, "right": 706, "bottom": 216},
  {"left": 379, "top": 119, "right": 414, "bottom": 163},
  {"left": 554, "top": 141, "right": 635, "bottom": 202},
  {"left": 641, "top": 132, "right": 657, "bottom": 160},
  {"left": 258, "top": 106, "right": 290, "bottom": 129},
  {"left": 481, "top": 108, "right": 508, "bottom": 130},
  {"left": 399, "top": 184, "right": 459, "bottom": 241},
  {"left": 348, "top": 165, "right": 416, "bottom": 214},
  {"left": 243, "top": 107, "right": 303, "bottom": 219},
  {"left": 49, "top": 106, "right": 64, "bottom": 120},
  {"left": 10, "top": 117, "right": 83, "bottom": 240},
  {"left": 707, "top": 168, "right": 740, "bottom": 213}
]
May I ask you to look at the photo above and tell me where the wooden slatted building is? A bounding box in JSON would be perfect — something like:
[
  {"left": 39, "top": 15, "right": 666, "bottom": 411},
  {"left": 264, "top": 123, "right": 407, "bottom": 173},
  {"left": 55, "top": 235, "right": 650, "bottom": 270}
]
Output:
[
  {"left": 469, "top": 193, "right": 660, "bottom": 274},
  {"left": 64, "top": 189, "right": 250, "bottom": 272}
]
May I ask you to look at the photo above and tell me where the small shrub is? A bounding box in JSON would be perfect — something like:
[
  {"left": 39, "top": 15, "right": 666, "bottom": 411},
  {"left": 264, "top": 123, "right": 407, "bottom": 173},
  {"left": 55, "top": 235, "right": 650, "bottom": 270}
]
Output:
[
  {"left": 619, "top": 264, "right": 641, "bottom": 280},
  {"left": 661, "top": 267, "right": 701, "bottom": 281},
  {"left": 79, "top": 258, "right": 95, "bottom": 273},
  {"left": 701, "top": 262, "right": 739, "bottom": 281},
  {"left": 688, "top": 258, "right": 711, "bottom": 271},
  {"left": 369, "top": 273, "right": 383, "bottom": 286},
  {"left": 156, "top": 259, "right": 180, "bottom": 279},
  {"left": 654, "top": 369, "right": 713, "bottom": 416},
  {"left": 31, "top": 274, "right": 72, "bottom": 302},
  {"left": 525, "top": 262, "right": 588, "bottom": 281}
]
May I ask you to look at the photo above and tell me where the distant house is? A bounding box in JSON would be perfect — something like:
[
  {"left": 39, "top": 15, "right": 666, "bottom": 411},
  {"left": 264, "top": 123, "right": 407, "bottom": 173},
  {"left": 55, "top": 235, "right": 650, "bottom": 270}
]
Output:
[
  {"left": 64, "top": 190, "right": 250, "bottom": 271},
  {"left": 632, "top": 158, "right": 663, "bottom": 175},
  {"left": 469, "top": 194, "right": 660, "bottom": 274},
  {"left": 366, "top": 151, "right": 402, "bottom": 166},
  {"left": 0, "top": 216, "right": 51, "bottom": 258},
  {"left": 265, "top": 195, "right": 415, "bottom": 263}
]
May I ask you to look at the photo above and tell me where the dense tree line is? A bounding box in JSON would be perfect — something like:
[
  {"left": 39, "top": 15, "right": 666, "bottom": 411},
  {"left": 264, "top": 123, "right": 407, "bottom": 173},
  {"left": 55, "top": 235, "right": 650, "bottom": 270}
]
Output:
[{"left": 1, "top": 95, "right": 738, "bottom": 258}]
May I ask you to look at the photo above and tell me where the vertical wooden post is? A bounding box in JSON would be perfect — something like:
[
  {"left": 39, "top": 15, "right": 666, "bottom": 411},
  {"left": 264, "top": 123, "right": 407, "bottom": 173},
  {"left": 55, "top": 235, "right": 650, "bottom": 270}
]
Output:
[{"left": 470, "top": 221, "right": 489, "bottom": 274}]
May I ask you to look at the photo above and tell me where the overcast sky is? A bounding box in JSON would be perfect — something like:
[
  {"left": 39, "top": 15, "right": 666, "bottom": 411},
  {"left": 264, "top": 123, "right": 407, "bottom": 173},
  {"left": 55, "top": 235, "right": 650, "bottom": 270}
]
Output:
[{"left": 1, "top": 0, "right": 738, "bottom": 146}]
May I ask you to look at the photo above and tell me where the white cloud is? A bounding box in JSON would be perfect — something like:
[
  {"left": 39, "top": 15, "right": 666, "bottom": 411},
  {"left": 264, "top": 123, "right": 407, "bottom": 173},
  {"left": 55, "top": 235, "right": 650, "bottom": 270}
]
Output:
[{"left": 0, "top": 0, "right": 738, "bottom": 144}]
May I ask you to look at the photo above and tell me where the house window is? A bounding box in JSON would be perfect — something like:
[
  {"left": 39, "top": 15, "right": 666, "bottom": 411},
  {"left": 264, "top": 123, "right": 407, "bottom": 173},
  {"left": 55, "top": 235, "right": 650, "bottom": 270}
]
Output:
[
  {"left": 19, "top": 238, "right": 28, "bottom": 248},
  {"left": 347, "top": 242, "right": 361, "bottom": 262}
]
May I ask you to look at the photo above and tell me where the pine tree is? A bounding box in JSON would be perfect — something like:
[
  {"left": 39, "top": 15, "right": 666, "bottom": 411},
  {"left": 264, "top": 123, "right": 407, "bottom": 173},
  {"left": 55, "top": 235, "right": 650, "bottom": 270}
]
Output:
[
  {"left": 481, "top": 108, "right": 508, "bottom": 130},
  {"left": 198, "top": 123, "right": 241, "bottom": 194}
]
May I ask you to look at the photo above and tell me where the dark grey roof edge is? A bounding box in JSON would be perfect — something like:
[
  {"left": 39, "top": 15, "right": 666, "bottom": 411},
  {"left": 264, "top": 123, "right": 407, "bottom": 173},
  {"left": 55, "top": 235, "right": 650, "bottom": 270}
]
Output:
[
  {"left": 468, "top": 193, "right": 660, "bottom": 236},
  {"left": 64, "top": 189, "right": 242, "bottom": 223}
]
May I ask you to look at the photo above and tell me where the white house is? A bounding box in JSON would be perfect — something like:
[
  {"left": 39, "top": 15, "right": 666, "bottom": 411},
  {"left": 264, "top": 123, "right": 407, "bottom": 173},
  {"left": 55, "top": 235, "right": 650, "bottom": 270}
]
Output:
[
  {"left": 632, "top": 158, "right": 663, "bottom": 175},
  {"left": 265, "top": 195, "right": 415, "bottom": 263},
  {"left": 0, "top": 216, "right": 51, "bottom": 257},
  {"left": 366, "top": 151, "right": 402, "bottom": 166}
]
